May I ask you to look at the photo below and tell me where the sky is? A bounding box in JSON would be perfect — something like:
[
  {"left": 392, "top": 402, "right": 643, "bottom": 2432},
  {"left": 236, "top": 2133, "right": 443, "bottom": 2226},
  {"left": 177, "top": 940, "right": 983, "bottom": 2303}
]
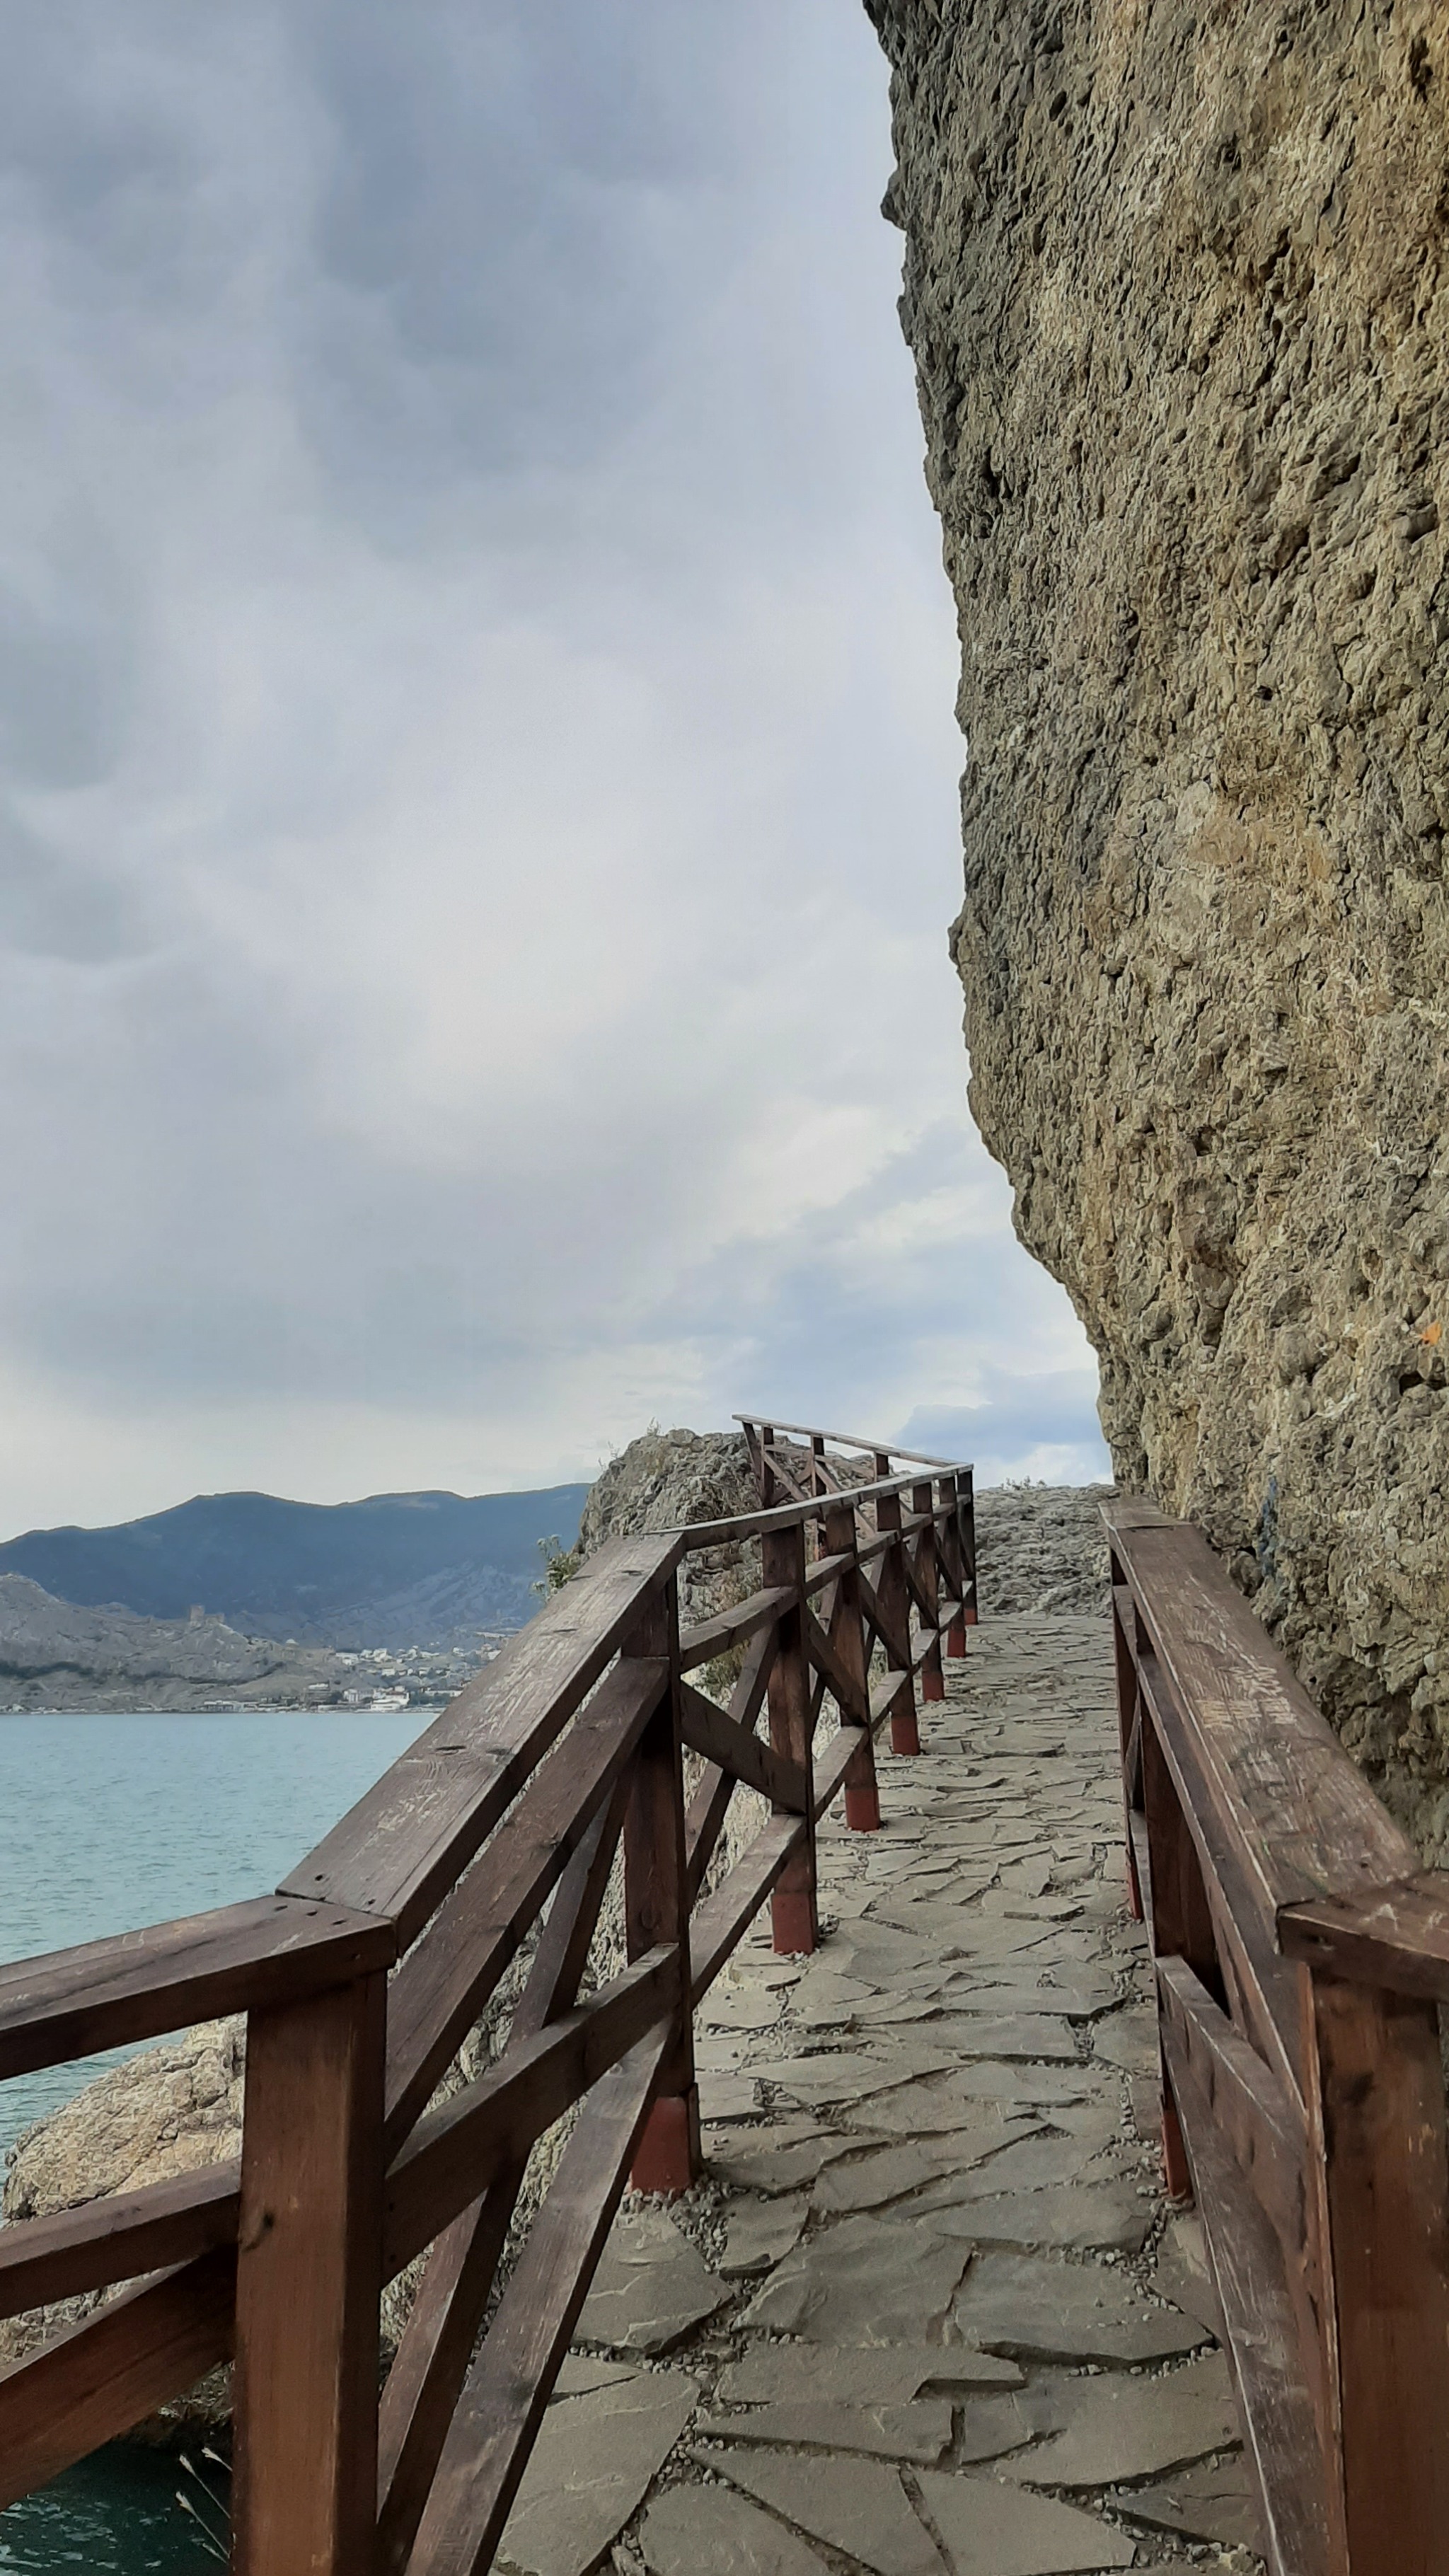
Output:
[{"left": 0, "top": 1, "right": 1109, "bottom": 1536}]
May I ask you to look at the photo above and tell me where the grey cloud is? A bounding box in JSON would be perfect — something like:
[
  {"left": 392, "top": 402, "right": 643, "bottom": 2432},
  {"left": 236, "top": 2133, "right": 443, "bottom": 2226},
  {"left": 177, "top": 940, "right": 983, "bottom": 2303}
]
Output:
[{"left": 0, "top": 1, "right": 1101, "bottom": 1530}]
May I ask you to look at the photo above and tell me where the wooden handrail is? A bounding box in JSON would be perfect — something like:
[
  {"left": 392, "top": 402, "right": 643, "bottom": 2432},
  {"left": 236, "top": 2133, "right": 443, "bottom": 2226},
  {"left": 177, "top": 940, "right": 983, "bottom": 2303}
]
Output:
[
  {"left": 0, "top": 1416, "right": 976, "bottom": 2573},
  {"left": 1107, "top": 1495, "right": 1449, "bottom": 2575},
  {"left": 735, "top": 1411, "right": 964, "bottom": 1469},
  {"left": 0, "top": 1898, "right": 395, "bottom": 2079}
]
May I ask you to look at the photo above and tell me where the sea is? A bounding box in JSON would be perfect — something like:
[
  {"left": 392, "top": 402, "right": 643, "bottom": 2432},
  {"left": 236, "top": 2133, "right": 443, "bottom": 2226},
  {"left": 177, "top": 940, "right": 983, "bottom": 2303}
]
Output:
[{"left": 0, "top": 1706, "right": 422, "bottom": 2572}]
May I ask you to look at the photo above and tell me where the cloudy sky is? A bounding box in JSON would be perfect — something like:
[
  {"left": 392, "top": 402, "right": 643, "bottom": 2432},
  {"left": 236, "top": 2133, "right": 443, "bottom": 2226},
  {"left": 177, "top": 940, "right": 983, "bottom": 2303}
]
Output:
[{"left": 0, "top": 1, "right": 1107, "bottom": 1535}]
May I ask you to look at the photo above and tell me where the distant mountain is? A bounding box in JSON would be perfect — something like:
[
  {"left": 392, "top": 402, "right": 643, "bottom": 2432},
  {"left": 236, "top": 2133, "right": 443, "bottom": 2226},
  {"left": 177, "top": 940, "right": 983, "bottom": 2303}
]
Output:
[{"left": 0, "top": 1484, "right": 589, "bottom": 1651}]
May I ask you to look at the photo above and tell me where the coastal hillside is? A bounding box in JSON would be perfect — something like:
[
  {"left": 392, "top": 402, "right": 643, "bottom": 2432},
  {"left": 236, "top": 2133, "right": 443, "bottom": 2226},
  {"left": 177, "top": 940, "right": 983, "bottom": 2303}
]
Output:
[
  {"left": 0, "top": 1482, "right": 589, "bottom": 1651},
  {"left": 0, "top": 1574, "right": 481, "bottom": 1714}
]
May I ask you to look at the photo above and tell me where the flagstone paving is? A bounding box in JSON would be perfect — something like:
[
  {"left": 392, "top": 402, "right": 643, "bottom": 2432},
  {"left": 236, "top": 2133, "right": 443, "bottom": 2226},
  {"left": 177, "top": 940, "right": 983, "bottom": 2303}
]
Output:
[{"left": 493, "top": 1612, "right": 1266, "bottom": 2576}]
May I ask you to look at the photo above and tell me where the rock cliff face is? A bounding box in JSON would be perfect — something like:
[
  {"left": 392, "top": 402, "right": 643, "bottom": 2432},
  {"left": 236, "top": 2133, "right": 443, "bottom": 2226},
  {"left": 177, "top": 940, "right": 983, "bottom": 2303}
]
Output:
[{"left": 868, "top": 0, "right": 1449, "bottom": 1846}]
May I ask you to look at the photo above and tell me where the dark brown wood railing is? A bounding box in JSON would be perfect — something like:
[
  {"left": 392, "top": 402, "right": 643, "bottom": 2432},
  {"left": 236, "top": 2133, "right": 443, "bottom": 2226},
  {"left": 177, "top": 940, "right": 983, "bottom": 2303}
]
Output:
[
  {"left": 0, "top": 1424, "right": 975, "bottom": 2574},
  {"left": 1107, "top": 1496, "right": 1449, "bottom": 2576}
]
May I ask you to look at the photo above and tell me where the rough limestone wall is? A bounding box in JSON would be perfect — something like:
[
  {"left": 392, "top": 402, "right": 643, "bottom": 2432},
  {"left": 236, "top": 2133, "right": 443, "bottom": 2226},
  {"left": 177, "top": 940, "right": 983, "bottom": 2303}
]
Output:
[{"left": 867, "top": 0, "right": 1449, "bottom": 1848}]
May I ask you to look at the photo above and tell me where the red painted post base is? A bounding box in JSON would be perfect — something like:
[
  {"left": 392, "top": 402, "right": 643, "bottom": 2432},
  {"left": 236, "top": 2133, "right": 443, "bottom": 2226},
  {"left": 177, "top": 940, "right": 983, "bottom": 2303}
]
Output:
[
  {"left": 921, "top": 1665, "right": 945, "bottom": 1703},
  {"left": 963, "top": 1602, "right": 978, "bottom": 1626},
  {"left": 771, "top": 1887, "right": 817, "bottom": 1955},
  {"left": 845, "top": 1784, "right": 881, "bottom": 1832},
  {"left": 946, "top": 1618, "right": 967, "bottom": 1658},
  {"left": 631, "top": 2088, "right": 701, "bottom": 2196},
  {"left": 890, "top": 1704, "right": 922, "bottom": 1755}
]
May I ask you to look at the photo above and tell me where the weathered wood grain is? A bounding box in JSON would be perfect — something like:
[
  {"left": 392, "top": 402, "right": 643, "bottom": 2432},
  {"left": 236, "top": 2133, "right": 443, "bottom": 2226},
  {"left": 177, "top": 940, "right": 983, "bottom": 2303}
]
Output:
[
  {"left": 0, "top": 2250, "right": 235, "bottom": 2512},
  {"left": 762, "top": 1522, "right": 816, "bottom": 1953},
  {"left": 689, "top": 1816, "right": 808, "bottom": 2004},
  {"left": 0, "top": 1898, "right": 393, "bottom": 2081},
  {"left": 381, "top": 1653, "right": 666, "bottom": 2154},
  {"left": 383, "top": 1948, "right": 680, "bottom": 2277},
  {"left": 683, "top": 1624, "right": 777, "bottom": 1903},
  {"left": 1305, "top": 1970, "right": 1449, "bottom": 2575},
  {"left": 405, "top": 2030, "right": 667, "bottom": 2576},
  {"left": 678, "top": 1585, "right": 795, "bottom": 1673},
  {"left": 680, "top": 1681, "right": 807, "bottom": 1810},
  {"left": 232, "top": 1972, "right": 386, "bottom": 2576},
  {"left": 1103, "top": 1503, "right": 1414, "bottom": 1916},
  {"left": 1170, "top": 2039, "right": 1331, "bottom": 2576},
  {"left": 376, "top": 1798, "right": 621, "bottom": 2573},
  {"left": 1278, "top": 1873, "right": 1449, "bottom": 2004},
  {"left": 279, "top": 1535, "right": 681, "bottom": 1944},
  {"left": 1157, "top": 1957, "right": 1306, "bottom": 2264},
  {"left": 0, "top": 2159, "right": 239, "bottom": 2319}
]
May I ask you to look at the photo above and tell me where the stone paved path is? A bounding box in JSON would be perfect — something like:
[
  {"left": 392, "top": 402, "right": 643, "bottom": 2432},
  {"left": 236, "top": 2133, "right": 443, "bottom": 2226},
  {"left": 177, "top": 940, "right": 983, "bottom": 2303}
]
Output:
[{"left": 496, "top": 1615, "right": 1267, "bottom": 2576}]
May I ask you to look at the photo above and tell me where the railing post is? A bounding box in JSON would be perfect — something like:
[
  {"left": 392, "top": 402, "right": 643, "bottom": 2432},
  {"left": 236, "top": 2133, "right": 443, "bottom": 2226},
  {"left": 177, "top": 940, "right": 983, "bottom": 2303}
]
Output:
[
  {"left": 623, "top": 1573, "right": 700, "bottom": 2194},
  {"left": 1109, "top": 1568, "right": 1146, "bottom": 1927},
  {"left": 912, "top": 1478, "right": 945, "bottom": 1703},
  {"left": 824, "top": 1498, "right": 879, "bottom": 1832},
  {"left": 940, "top": 1473, "right": 969, "bottom": 1658},
  {"left": 762, "top": 1520, "right": 817, "bottom": 1953},
  {"left": 957, "top": 1467, "right": 978, "bottom": 1625},
  {"left": 873, "top": 1455, "right": 920, "bottom": 1755},
  {"left": 1303, "top": 1968, "right": 1449, "bottom": 2576},
  {"left": 1138, "top": 1709, "right": 1216, "bottom": 2204},
  {"left": 232, "top": 1969, "right": 386, "bottom": 2576}
]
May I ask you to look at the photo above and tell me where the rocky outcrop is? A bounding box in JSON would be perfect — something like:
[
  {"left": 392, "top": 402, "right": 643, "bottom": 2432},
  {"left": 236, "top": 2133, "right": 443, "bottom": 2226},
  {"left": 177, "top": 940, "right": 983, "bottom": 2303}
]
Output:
[
  {"left": 868, "top": 0, "right": 1449, "bottom": 1847},
  {"left": 572, "top": 1427, "right": 763, "bottom": 1634}
]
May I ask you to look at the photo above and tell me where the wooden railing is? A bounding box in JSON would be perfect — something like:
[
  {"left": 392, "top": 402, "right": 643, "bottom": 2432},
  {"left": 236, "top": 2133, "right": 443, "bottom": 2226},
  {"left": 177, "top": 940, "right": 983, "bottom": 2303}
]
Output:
[
  {"left": 1107, "top": 1497, "right": 1449, "bottom": 2576},
  {"left": 0, "top": 1424, "right": 974, "bottom": 2574}
]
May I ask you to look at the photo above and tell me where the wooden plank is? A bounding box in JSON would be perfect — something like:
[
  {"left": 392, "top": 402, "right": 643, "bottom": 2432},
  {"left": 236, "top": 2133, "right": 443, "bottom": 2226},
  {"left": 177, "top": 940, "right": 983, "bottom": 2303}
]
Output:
[
  {"left": 406, "top": 2028, "right": 668, "bottom": 2576},
  {"left": 1167, "top": 2033, "right": 1331, "bottom": 2576},
  {"left": 823, "top": 1496, "right": 878, "bottom": 1831},
  {"left": 812, "top": 1723, "right": 864, "bottom": 1819},
  {"left": 231, "top": 1972, "right": 386, "bottom": 2576},
  {"left": 855, "top": 1527, "right": 895, "bottom": 1571},
  {"left": 869, "top": 1673, "right": 912, "bottom": 1732},
  {"left": 755, "top": 1450, "right": 816, "bottom": 1508},
  {"left": 689, "top": 1817, "right": 808, "bottom": 2004},
  {"left": 622, "top": 1579, "right": 698, "bottom": 2193},
  {"left": 1104, "top": 1504, "right": 1414, "bottom": 1915},
  {"left": 1141, "top": 1699, "right": 1222, "bottom": 2197},
  {"left": 678, "top": 1584, "right": 794, "bottom": 1672},
  {"left": 867, "top": 1486, "right": 920, "bottom": 1756},
  {"left": 679, "top": 1468, "right": 922, "bottom": 1549},
  {"left": 0, "top": 2249, "right": 235, "bottom": 2512},
  {"left": 803, "top": 1547, "right": 854, "bottom": 1598},
  {"left": 802, "top": 1607, "right": 870, "bottom": 1726},
  {"left": 1278, "top": 1873, "right": 1449, "bottom": 2004},
  {"left": 680, "top": 1682, "right": 807, "bottom": 1810},
  {"left": 1156, "top": 1958, "right": 1306, "bottom": 2263},
  {"left": 0, "top": 2159, "right": 239, "bottom": 2320},
  {"left": 0, "top": 1896, "right": 393, "bottom": 2081},
  {"left": 1305, "top": 1970, "right": 1449, "bottom": 2574},
  {"left": 1113, "top": 1576, "right": 1145, "bottom": 1922},
  {"left": 279, "top": 1533, "right": 681, "bottom": 1944},
  {"left": 762, "top": 1523, "right": 816, "bottom": 1953},
  {"left": 856, "top": 1564, "right": 912, "bottom": 1670},
  {"left": 683, "top": 1625, "right": 776, "bottom": 1903},
  {"left": 376, "top": 1799, "right": 623, "bottom": 2573},
  {"left": 376, "top": 2183, "right": 519, "bottom": 2576},
  {"left": 383, "top": 1948, "right": 680, "bottom": 2277},
  {"left": 1126, "top": 1618, "right": 1306, "bottom": 2108},
  {"left": 734, "top": 1413, "right": 965, "bottom": 1471},
  {"left": 381, "top": 1654, "right": 666, "bottom": 2154}
]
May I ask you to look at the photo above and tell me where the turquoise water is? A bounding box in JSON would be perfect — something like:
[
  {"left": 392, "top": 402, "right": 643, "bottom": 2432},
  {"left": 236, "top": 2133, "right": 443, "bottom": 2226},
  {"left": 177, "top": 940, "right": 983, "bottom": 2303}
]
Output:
[{"left": 0, "top": 1706, "right": 422, "bottom": 2570}]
